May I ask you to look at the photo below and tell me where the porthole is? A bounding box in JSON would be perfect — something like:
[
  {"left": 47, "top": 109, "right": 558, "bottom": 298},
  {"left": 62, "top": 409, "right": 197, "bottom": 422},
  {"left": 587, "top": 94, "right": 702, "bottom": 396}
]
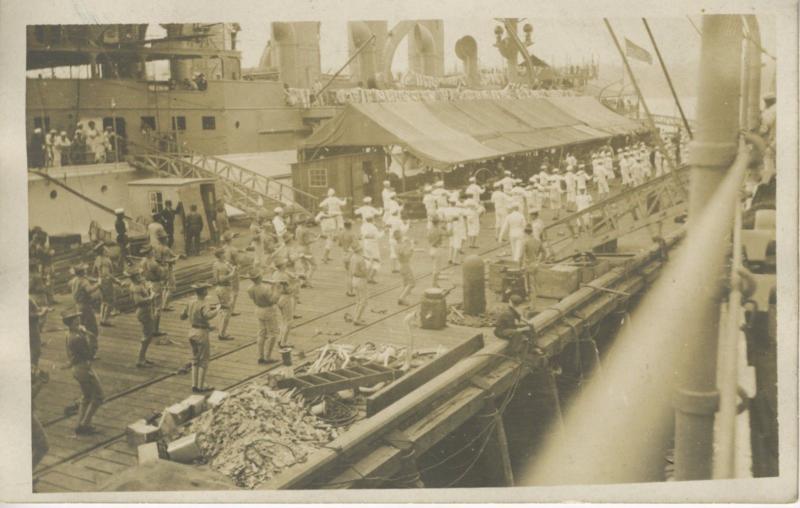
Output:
[
  {"left": 49, "top": 190, "right": 57, "bottom": 199},
  {"left": 101, "top": 184, "right": 108, "bottom": 193},
  {"left": 235, "top": 121, "right": 240, "bottom": 129}
]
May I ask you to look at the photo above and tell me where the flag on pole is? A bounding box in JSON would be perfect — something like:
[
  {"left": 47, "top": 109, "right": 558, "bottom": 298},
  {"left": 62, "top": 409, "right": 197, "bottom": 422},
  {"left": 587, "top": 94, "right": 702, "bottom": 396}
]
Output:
[{"left": 625, "top": 38, "right": 653, "bottom": 64}]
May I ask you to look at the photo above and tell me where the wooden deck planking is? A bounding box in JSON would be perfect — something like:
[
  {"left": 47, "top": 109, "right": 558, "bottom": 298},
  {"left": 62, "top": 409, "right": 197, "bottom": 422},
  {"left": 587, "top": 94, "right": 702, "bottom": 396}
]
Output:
[{"left": 32, "top": 206, "right": 577, "bottom": 493}]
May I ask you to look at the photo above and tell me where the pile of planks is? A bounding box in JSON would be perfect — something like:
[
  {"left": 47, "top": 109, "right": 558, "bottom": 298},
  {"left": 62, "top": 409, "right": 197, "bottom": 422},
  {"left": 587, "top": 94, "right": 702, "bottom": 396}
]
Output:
[
  {"left": 174, "top": 383, "right": 336, "bottom": 489},
  {"left": 302, "top": 342, "right": 407, "bottom": 375}
]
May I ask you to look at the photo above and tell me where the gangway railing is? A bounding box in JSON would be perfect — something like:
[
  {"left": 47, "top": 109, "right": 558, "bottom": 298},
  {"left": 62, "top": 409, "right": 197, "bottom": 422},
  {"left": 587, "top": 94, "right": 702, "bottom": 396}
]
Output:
[
  {"left": 126, "top": 132, "right": 318, "bottom": 217},
  {"left": 542, "top": 165, "right": 690, "bottom": 261}
]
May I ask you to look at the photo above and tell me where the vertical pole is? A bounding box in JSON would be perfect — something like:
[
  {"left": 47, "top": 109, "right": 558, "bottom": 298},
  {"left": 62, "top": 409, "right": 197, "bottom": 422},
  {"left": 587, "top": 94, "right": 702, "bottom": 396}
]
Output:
[
  {"left": 642, "top": 18, "right": 694, "bottom": 139},
  {"left": 674, "top": 14, "right": 743, "bottom": 481},
  {"left": 743, "top": 16, "right": 762, "bottom": 131},
  {"left": 478, "top": 401, "right": 515, "bottom": 486}
]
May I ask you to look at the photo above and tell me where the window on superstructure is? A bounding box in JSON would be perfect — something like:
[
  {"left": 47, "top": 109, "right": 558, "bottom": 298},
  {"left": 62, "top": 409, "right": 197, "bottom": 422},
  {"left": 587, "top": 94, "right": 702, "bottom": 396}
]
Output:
[
  {"left": 140, "top": 116, "right": 156, "bottom": 131},
  {"left": 202, "top": 116, "right": 216, "bottom": 130},
  {"left": 148, "top": 191, "right": 164, "bottom": 214},
  {"left": 33, "top": 116, "right": 50, "bottom": 132},
  {"left": 172, "top": 116, "right": 186, "bottom": 131},
  {"left": 309, "top": 168, "right": 328, "bottom": 188}
]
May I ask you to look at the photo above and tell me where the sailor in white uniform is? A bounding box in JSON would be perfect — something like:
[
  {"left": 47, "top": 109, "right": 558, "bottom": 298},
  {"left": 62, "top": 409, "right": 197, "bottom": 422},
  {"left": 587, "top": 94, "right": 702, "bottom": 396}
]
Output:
[
  {"left": 491, "top": 182, "right": 509, "bottom": 239},
  {"left": 465, "top": 176, "right": 485, "bottom": 203},
  {"left": 422, "top": 184, "right": 438, "bottom": 230},
  {"left": 319, "top": 188, "right": 348, "bottom": 230},
  {"left": 354, "top": 197, "right": 381, "bottom": 222}
]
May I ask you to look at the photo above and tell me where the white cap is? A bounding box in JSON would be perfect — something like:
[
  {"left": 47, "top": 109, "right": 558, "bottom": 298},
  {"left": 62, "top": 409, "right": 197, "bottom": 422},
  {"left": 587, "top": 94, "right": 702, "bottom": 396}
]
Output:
[
  {"left": 34, "top": 127, "right": 41, "bottom": 133},
  {"left": 469, "top": 176, "right": 476, "bottom": 182},
  {"left": 493, "top": 182, "right": 502, "bottom": 188},
  {"left": 327, "top": 188, "right": 335, "bottom": 197},
  {"left": 435, "top": 181, "right": 444, "bottom": 187},
  {"left": 114, "top": 208, "right": 124, "bottom": 214},
  {"left": 383, "top": 180, "right": 390, "bottom": 186},
  {"left": 60, "top": 131, "right": 67, "bottom": 135},
  {"left": 448, "top": 196, "right": 458, "bottom": 203},
  {"left": 424, "top": 184, "right": 432, "bottom": 191},
  {"left": 504, "top": 170, "right": 512, "bottom": 176},
  {"left": 529, "top": 176, "right": 536, "bottom": 182},
  {"left": 274, "top": 206, "right": 284, "bottom": 213},
  {"left": 363, "top": 196, "right": 372, "bottom": 203},
  {"left": 540, "top": 164, "right": 547, "bottom": 169}
]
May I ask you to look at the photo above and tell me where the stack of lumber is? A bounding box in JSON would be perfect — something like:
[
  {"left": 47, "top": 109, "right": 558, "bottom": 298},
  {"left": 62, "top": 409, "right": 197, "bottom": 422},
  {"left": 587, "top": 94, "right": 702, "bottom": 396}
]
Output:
[
  {"left": 301, "top": 342, "right": 407, "bottom": 374},
  {"left": 174, "top": 383, "right": 335, "bottom": 489}
]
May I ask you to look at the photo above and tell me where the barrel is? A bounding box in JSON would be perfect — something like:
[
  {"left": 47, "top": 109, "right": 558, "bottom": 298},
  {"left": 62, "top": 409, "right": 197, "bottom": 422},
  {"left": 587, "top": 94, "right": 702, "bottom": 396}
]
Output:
[
  {"left": 501, "top": 268, "right": 527, "bottom": 302},
  {"left": 420, "top": 288, "right": 447, "bottom": 330}
]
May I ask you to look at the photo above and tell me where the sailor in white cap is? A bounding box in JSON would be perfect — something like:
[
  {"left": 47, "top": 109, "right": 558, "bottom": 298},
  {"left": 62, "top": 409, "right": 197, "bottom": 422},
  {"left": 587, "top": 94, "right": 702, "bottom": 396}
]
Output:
[
  {"left": 564, "top": 165, "right": 577, "bottom": 205},
  {"left": 491, "top": 182, "right": 509, "bottom": 239},
  {"left": 433, "top": 181, "right": 449, "bottom": 209},
  {"left": 422, "top": 184, "right": 437, "bottom": 231},
  {"left": 594, "top": 157, "right": 610, "bottom": 196},
  {"left": 354, "top": 196, "right": 381, "bottom": 222},
  {"left": 360, "top": 214, "right": 383, "bottom": 283},
  {"left": 319, "top": 188, "right": 348, "bottom": 230},
  {"left": 384, "top": 206, "right": 409, "bottom": 272},
  {"left": 510, "top": 182, "right": 528, "bottom": 218},
  {"left": 464, "top": 198, "right": 485, "bottom": 249},
  {"left": 526, "top": 177, "right": 542, "bottom": 217},
  {"left": 575, "top": 163, "right": 589, "bottom": 194},
  {"left": 548, "top": 168, "right": 563, "bottom": 219},
  {"left": 498, "top": 170, "right": 516, "bottom": 193},
  {"left": 620, "top": 151, "right": 632, "bottom": 186},
  {"left": 446, "top": 199, "right": 467, "bottom": 264},
  {"left": 272, "top": 207, "right": 287, "bottom": 238},
  {"left": 499, "top": 202, "right": 527, "bottom": 263},
  {"left": 465, "top": 176, "right": 485, "bottom": 203},
  {"left": 53, "top": 131, "right": 71, "bottom": 168},
  {"left": 381, "top": 180, "right": 394, "bottom": 209},
  {"left": 382, "top": 191, "right": 400, "bottom": 226}
]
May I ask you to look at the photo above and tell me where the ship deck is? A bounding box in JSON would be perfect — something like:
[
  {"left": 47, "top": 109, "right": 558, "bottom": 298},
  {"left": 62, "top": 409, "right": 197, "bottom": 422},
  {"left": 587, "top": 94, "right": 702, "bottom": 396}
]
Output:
[{"left": 31, "top": 184, "right": 669, "bottom": 493}]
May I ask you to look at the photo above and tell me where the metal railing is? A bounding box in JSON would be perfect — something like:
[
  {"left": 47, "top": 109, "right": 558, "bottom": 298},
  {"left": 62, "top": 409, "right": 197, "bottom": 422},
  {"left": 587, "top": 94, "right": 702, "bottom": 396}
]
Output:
[
  {"left": 542, "top": 165, "right": 690, "bottom": 261},
  {"left": 127, "top": 132, "right": 318, "bottom": 217}
]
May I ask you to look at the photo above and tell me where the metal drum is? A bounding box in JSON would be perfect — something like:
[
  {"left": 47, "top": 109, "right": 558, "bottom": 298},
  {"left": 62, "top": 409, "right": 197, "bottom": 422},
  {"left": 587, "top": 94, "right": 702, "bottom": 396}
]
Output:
[
  {"left": 501, "top": 268, "right": 527, "bottom": 302},
  {"left": 420, "top": 288, "right": 447, "bottom": 330},
  {"left": 488, "top": 258, "right": 516, "bottom": 293}
]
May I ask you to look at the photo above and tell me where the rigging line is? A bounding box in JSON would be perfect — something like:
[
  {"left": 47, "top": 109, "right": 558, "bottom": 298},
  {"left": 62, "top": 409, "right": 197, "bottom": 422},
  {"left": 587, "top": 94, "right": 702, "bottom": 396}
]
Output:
[
  {"left": 603, "top": 18, "right": 681, "bottom": 183},
  {"left": 741, "top": 17, "right": 776, "bottom": 61},
  {"left": 686, "top": 15, "right": 702, "bottom": 37},
  {"left": 642, "top": 18, "right": 694, "bottom": 140}
]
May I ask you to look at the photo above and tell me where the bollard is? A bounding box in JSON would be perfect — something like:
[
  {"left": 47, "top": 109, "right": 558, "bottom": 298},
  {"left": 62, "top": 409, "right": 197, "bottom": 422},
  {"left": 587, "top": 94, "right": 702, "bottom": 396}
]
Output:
[{"left": 462, "top": 255, "right": 486, "bottom": 315}]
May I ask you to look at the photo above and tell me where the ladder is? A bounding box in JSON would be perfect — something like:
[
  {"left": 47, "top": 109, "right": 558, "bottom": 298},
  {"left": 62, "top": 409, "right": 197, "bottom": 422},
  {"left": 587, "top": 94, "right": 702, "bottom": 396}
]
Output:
[
  {"left": 125, "top": 133, "right": 318, "bottom": 218},
  {"left": 542, "top": 166, "right": 690, "bottom": 261},
  {"left": 277, "top": 363, "right": 401, "bottom": 398}
]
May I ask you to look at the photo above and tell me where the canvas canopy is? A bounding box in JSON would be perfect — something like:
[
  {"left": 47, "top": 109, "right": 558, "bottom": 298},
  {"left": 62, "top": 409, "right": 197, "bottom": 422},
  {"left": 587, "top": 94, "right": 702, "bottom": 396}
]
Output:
[{"left": 301, "top": 96, "right": 644, "bottom": 169}]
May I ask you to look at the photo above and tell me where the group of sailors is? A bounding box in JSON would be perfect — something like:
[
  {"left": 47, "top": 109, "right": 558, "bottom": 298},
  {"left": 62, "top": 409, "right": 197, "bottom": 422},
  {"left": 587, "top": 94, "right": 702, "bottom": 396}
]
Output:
[{"left": 28, "top": 120, "right": 119, "bottom": 169}]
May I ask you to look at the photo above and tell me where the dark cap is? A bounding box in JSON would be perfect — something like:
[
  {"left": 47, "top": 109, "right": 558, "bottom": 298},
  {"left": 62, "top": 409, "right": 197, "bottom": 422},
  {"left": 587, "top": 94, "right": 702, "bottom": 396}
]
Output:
[
  {"left": 214, "top": 248, "right": 226, "bottom": 258},
  {"left": 73, "top": 263, "right": 87, "bottom": 274},
  {"left": 140, "top": 245, "right": 152, "bottom": 254},
  {"left": 524, "top": 225, "right": 533, "bottom": 233},
  {"left": 191, "top": 282, "right": 212, "bottom": 291}
]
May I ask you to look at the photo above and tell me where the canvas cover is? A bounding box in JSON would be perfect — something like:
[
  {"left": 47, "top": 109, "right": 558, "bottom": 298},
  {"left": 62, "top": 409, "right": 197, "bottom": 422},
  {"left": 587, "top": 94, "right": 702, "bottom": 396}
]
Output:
[{"left": 302, "top": 96, "right": 644, "bottom": 169}]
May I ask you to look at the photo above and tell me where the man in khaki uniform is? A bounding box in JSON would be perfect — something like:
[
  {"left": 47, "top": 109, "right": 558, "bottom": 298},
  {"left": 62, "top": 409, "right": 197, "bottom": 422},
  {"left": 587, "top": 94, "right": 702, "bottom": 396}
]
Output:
[
  {"left": 180, "top": 283, "right": 219, "bottom": 393},
  {"left": 246, "top": 271, "right": 280, "bottom": 365},
  {"left": 212, "top": 248, "right": 237, "bottom": 341},
  {"left": 63, "top": 309, "right": 104, "bottom": 435}
]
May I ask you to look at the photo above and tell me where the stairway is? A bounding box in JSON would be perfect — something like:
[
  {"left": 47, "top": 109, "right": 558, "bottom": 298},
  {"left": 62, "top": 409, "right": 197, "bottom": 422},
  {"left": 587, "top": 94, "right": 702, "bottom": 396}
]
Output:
[
  {"left": 125, "top": 133, "right": 318, "bottom": 218},
  {"left": 542, "top": 166, "right": 690, "bottom": 261}
]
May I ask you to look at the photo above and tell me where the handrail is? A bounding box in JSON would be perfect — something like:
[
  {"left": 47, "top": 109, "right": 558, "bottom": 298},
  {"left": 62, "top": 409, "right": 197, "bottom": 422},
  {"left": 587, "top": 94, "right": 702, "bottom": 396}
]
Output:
[{"left": 127, "top": 133, "right": 318, "bottom": 215}]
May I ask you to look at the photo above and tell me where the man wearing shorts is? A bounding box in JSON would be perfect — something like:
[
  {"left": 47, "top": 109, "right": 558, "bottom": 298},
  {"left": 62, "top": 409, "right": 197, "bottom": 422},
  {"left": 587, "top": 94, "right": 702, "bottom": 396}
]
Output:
[
  {"left": 129, "top": 269, "right": 156, "bottom": 368},
  {"left": 247, "top": 271, "right": 280, "bottom": 365},
  {"left": 395, "top": 230, "right": 416, "bottom": 306},
  {"left": 63, "top": 309, "right": 104, "bottom": 435},
  {"left": 181, "top": 283, "right": 219, "bottom": 393},
  {"left": 212, "top": 248, "right": 236, "bottom": 341}
]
